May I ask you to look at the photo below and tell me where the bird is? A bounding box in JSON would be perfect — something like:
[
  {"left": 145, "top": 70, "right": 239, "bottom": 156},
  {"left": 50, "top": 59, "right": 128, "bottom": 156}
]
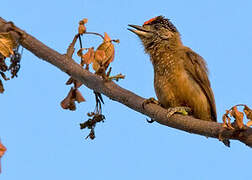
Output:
[{"left": 128, "top": 16, "right": 217, "bottom": 121}]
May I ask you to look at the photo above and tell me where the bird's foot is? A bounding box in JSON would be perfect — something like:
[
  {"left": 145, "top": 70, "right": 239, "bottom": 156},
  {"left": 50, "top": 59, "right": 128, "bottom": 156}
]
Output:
[
  {"left": 166, "top": 106, "right": 191, "bottom": 118},
  {"left": 142, "top": 98, "right": 160, "bottom": 123},
  {"left": 142, "top": 97, "right": 160, "bottom": 109}
]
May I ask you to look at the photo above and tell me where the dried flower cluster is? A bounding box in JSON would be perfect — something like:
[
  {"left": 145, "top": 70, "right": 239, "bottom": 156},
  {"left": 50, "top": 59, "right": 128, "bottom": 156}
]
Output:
[
  {"left": 80, "top": 112, "right": 105, "bottom": 139},
  {"left": 60, "top": 77, "right": 85, "bottom": 111},
  {"left": 61, "top": 18, "right": 124, "bottom": 139},
  {"left": 0, "top": 32, "right": 22, "bottom": 93},
  {"left": 222, "top": 104, "right": 252, "bottom": 130}
]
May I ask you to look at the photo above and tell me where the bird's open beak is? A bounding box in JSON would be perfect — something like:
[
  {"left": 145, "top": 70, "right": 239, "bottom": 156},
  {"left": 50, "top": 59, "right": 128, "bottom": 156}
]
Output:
[{"left": 128, "top": 24, "right": 153, "bottom": 37}]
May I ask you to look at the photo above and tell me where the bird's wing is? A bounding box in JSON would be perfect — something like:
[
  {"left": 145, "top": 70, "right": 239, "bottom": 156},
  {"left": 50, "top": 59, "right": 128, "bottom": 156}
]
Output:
[{"left": 183, "top": 48, "right": 217, "bottom": 121}]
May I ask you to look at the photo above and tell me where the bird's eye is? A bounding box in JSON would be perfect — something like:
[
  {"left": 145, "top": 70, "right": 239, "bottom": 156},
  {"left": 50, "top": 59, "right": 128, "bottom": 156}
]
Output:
[{"left": 154, "top": 24, "right": 160, "bottom": 29}]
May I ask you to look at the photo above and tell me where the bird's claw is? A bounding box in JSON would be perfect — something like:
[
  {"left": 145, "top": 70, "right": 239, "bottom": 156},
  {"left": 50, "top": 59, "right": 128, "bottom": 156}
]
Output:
[
  {"left": 142, "top": 97, "right": 160, "bottom": 109},
  {"left": 146, "top": 118, "right": 155, "bottom": 123},
  {"left": 166, "top": 106, "right": 191, "bottom": 118}
]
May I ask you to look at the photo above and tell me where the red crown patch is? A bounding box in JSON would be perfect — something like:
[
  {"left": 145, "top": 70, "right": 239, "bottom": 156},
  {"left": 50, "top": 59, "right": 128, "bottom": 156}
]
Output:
[{"left": 143, "top": 17, "right": 157, "bottom": 25}]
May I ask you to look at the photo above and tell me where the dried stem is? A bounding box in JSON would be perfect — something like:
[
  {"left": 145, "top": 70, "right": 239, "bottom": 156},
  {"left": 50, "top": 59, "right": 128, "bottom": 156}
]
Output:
[{"left": 84, "top": 32, "right": 104, "bottom": 39}]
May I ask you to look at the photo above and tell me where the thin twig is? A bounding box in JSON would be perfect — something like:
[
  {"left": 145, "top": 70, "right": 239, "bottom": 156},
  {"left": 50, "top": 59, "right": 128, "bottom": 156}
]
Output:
[{"left": 84, "top": 32, "right": 104, "bottom": 39}]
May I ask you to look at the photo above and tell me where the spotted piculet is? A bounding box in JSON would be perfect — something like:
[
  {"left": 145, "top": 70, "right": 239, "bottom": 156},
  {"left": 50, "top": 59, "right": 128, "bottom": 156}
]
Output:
[{"left": 128, "top": 16, "right": 217, "bottom": 121}]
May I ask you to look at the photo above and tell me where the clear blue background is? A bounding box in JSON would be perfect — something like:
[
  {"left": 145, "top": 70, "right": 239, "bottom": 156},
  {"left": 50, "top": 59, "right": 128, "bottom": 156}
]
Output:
[{"left": 1, "top": 0, "right": 252, "bottom": 179}]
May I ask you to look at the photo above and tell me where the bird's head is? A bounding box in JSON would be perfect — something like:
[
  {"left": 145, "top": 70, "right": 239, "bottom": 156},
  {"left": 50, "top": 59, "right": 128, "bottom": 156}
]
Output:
[{"left": 128, "top": 16, "right": 181, "bottom": 53}]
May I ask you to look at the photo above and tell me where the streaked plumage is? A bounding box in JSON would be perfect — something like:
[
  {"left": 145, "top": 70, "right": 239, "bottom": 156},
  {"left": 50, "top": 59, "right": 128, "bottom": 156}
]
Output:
[{"left": 128, "top": 16, "right": 216, "bottom": 121}]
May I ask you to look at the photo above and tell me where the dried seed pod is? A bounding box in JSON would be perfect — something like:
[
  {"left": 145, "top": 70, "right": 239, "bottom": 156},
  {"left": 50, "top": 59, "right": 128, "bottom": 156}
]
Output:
[
  {"left": 93, "top": 32, "right": 115, "bottom": 71},
  {"left": 60, "top": 88, "right": 76, "bottom": 110},
  {"left": 75, "top": 89, "right": 85, "bottom": 103}
]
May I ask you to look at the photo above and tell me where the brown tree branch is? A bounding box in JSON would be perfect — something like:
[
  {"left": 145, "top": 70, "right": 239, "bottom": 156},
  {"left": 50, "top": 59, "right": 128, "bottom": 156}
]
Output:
[{"left": 1, "top": 17, "right": 252, "bottom": 148}]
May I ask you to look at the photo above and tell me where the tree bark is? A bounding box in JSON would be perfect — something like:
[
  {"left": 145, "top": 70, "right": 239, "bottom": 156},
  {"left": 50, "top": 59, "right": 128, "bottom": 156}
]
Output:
[{"left": 1, "top": 17, "right": 252, "bottom": 148}]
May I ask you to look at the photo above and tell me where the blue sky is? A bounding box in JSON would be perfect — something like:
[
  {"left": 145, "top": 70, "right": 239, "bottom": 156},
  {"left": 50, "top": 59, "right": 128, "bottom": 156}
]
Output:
[{"left": 1, "top": 0, "right": 252, "bottom": 179}]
